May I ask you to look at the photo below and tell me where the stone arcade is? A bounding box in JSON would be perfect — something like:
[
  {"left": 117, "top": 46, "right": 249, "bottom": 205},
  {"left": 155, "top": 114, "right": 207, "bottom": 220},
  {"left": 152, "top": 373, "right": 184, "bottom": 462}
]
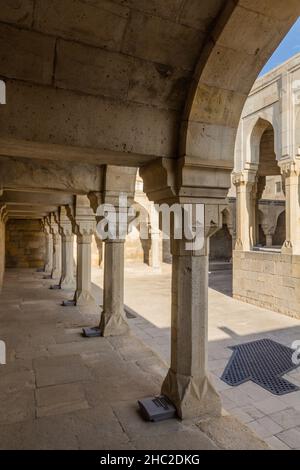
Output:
[
  {"left": 0, "top": 0, "right": 299, "bottom": 451},
  {"left": 233, "top": 54, "right": 300, "bottom": 319}
]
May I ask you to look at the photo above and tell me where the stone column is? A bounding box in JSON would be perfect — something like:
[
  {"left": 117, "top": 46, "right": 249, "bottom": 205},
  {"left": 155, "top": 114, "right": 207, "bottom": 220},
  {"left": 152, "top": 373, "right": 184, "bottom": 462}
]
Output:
[
  {"left": 161, "top": 205, "right": 221, "bottom": 419},
  {"left": 149, "top": 203, "right": 161, "bottom": 270},
  {"left": 59, "top": 207, "right": 75, "bottom": 289},
  {"left": 50, "top": 214, "right": 61, "bottom": 280},
  {"left": 74, "top": 196, "right": 96, "bottom": 307},
  {"left": 0, "top": 205, "right": 7, "bottom": 293},
  {"left": 99, "top": 205, "right": 129, "bottom": 336},
  {"left": 280, "top": 161, "right": 300, "bottom": 254},
  {"left": 44, "top": 218, "right": 53, "bottom": 273},
  {"left": 233, "top": 170, "right": 257, "bottom": 251}
]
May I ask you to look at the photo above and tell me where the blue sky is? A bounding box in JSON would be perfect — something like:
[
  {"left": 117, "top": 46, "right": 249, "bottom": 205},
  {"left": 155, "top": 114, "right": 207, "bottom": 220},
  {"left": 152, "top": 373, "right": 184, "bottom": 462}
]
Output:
[{"left": 260, "top": 17, "right": 300, "bottom": 76}]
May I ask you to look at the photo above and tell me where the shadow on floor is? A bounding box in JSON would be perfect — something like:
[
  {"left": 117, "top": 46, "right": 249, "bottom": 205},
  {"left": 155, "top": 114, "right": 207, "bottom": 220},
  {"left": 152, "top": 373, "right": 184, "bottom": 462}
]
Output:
[{"left": 209, "top": 268, "right": 233, "bottom": 297}]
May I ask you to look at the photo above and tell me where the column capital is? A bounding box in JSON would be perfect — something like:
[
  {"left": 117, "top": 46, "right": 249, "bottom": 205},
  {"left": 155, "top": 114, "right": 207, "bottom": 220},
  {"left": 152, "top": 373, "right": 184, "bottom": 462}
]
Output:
[
  {"left": 58, "top": 206, "right": 74, "bottom": 237},
  {"left": 0, "top": 204, "right": 8, "bottom": 223},
  {"left": 232, "top": 170, "right": 257, "bottom": 188},
  {"left": 49, "top": 213, "right": 59, "bottom": 235},
  {"left": 74, "top": 195, "right": 96, "bottom": 237},
  {"left": 279, "top": 159, "right": 300, "bottom": 177}
]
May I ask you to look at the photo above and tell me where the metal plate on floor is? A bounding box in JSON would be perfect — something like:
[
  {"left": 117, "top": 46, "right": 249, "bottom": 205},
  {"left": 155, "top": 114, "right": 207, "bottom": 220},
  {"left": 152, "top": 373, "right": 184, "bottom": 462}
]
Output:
[
  {"left": 82, "top": 326, "right": 101, "bottom": 338},
  {"left": 62, "top": 299, "right": 76, "bottom": 307},
  {"left": 221, "top": 338, "right": 300, "bottom": 395},
  {"left": 138, "top": 395, "right": 177, "bottom": 422}
]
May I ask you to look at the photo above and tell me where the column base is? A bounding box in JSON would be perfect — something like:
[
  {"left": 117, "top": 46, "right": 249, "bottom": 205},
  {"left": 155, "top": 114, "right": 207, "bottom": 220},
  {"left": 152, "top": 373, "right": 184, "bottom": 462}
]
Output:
[
  {"left": 281, "top": 240, "right": 300, "bottom": 254},
  {"left": 50, "top": 284, "right": 61, "bottom": 290},
  {"left": 51, "top": 269, "right": 61, "bottom": 280},
  {"left": 60, "top": 277, "right": 76, "bottom": 290},
  {"left": 75, "top": 290, "right": 96, "bottom": 307},
  {"left": 234, "top": 239, "right": 245, "bottom": 251},
  {"left": 161, "top": 368, "right": 222, "bottom": 420},
  {"left": 44, "top": 264, "right": 52, "bottom": 273},
  {"left": 99, "top": 311, "right": 129, "bottom": 337}
]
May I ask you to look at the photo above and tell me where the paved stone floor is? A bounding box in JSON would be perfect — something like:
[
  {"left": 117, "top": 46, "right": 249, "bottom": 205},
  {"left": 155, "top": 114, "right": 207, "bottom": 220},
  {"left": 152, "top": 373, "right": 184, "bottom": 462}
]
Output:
[
  {"left": 0, "top": 268, "right": 263, "bottom": 451},
  {"left": 0, "top": 267, "right": 274, "bottom": 450},
  {"left": 98, "top": 263, "right": 300, "bottom": 451}
]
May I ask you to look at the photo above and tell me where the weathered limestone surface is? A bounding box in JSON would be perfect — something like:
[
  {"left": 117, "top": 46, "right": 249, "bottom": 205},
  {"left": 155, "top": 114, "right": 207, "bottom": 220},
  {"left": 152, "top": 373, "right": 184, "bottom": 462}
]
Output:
[
  {"left": 0, "top": 156, "right": 102, "bottom": 194},
  {"left": 0, "top": 0, "right": 299, "bottom": 430},
  {"left": 231, "top": 52, "right": 300, "bottom": 318},
  {"left": 73, "top": 196, "right": 96, "bottom": 307},
  {"left": 0, "top": 205, "right": 7, "bottom": 290},
  {"left": 162, "top": 233, "right": 222, "bottom": 419},
  {"left": 5, "top": 219, "right": 45, "bottom": 269},
  {"left": 58, "top": 207, "right": 75, "bottom": 290},
  {"left": 0, "top": 1, "right": 297, "bottom": 168},
  {"left": 233, "top": 250, "right": 300, "bottom": 319}
]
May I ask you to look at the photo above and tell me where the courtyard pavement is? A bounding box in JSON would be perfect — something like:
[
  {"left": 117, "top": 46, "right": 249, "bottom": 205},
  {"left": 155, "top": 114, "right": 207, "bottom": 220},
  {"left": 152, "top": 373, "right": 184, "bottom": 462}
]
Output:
[
  {"left": 0, "top": 268, "right": 268, "bottom": 450},
  {"left": 97, "top": 263, "right": 300, "bottom": 451}
]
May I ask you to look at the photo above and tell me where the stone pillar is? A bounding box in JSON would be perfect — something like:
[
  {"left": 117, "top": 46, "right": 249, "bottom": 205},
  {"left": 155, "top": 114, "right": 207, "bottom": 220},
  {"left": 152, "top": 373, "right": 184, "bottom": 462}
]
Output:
[
  {"left": 149, "top": 203, "right": 161, "bottom": 270},
  {"left": 74, "top": 196, "right": 96, "bottom": 307},
  {"left": 280, "top": 161, "right": 300, "bottom": 254},
  {"left": 50, "top": 214, "right": 61, "bottom": 280},
  {"left": 162, "top": 238, "right": 172, "bottom": 263},
  {"left": 161, "top": 205, "right": 221, "bottom": 419},
  {"left": 0, "top": 205, "right": 7, "bottom": 293},
  {"left": 99, "top": 205, "right": 129, "bottom": 336},
  {"left": 44, "top": 218, "right": 53, "bottom": 273},
  {"left": 233, "top": 170, "right": 257, "bottom": 251},
  {"left": 59, "top": 207, "right": 75, "bottom": 289}
]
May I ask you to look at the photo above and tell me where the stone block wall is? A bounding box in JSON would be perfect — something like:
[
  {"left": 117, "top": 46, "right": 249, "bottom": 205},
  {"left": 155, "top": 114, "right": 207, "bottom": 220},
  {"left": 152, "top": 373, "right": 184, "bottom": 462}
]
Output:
[
  {"left": 233, "top": 250, "right": 300, "bottom": 319},
  {"left": 5, "top": 219, "right": 45, "bottom": 269},
  {"left": 0, "top": 220, "right": 5, "bottom": 290}
]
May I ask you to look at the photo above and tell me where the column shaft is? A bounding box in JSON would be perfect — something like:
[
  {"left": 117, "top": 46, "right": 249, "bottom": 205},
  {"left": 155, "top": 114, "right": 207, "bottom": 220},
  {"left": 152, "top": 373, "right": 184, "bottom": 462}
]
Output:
[
  {"left": 233, "top": 171, "right": 256, "bottom": 251},
  {"left": 51, "top": 233, "right": 61, "bottom": 279},
  {"left": 100, "top": 240, "right": 129, "bottom": 336},
  {"left": 281, "top": 162, "right": 300, "bottom": 254},
  {"left": 75, "top": 234, "right": 96, "bottom": 306},
  {"left": 44, "top": 233, "right": 53, "bottom": 273},
  {"left": 161, "top": 230, "right": 221, "bottom": 419},
  {"left": 60, "top": 235, "right": 75, "bottom": 289}
]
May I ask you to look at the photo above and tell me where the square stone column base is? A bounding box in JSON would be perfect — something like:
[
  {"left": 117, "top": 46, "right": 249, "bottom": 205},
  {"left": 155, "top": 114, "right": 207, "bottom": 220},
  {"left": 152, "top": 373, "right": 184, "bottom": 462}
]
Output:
[{"left": 161, "top": 368, "right": 222, "bottom": 420}]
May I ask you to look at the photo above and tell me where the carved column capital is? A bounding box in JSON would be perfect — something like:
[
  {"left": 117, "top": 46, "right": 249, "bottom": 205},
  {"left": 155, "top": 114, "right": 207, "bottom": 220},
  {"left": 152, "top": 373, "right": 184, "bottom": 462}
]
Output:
[
  {"left": 232, "top": 170, "right": 257, "bottom": 188},
  {"left": 279, "top": 159, "right": 300, "bottom": 177},
  {"left": 0, "top": 204, "right": 8, "bottom": 223},
  {"left": 74, "top": 195, "right": 96, "bottom": 239},
  {"left": 58, "top": 206, "right": 74, "bottom": 238}
]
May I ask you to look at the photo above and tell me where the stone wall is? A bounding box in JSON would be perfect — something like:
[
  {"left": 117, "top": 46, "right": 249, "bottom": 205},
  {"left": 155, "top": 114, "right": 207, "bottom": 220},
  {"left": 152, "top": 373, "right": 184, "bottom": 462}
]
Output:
[
  {"left": 233, "top": 250, "right": 300, "bottom": 319},
  {"left": 5, "top": 219, "right": 45, "bottom": 269},
  {"left": 0, "top": 220, "right": 5, "bottom": 290}
]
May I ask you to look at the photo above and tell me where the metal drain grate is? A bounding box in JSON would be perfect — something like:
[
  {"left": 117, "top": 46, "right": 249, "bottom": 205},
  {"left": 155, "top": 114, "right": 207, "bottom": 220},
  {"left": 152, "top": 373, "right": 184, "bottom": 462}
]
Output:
[{"left": 221, "top": 338, "right": 300, "bottom": 395}]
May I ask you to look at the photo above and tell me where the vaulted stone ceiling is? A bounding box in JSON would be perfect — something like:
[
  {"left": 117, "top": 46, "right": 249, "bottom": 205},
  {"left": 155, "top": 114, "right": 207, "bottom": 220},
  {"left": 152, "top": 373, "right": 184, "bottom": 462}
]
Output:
[{"left": 0, "top": 0, "right": 299, "bottom": 172}]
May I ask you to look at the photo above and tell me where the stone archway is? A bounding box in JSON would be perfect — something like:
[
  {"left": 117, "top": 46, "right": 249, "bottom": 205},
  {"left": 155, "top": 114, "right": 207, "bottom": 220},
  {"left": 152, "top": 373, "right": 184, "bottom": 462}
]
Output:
[{"left": 0, "top": 1, "right": 299, "bottom": 425}]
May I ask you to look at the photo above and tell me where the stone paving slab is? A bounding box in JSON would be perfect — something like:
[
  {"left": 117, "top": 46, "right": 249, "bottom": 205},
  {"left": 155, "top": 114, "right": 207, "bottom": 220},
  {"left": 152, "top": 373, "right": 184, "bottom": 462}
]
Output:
[
  {"left": 97, "top": 264, "right": 300, "bottom": 450},
  {"left": 34, "top": 354, "right": 93, "bottom": 387},
  {"left": 0, "top": 268, "right": 253, "bottom": 450}
]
